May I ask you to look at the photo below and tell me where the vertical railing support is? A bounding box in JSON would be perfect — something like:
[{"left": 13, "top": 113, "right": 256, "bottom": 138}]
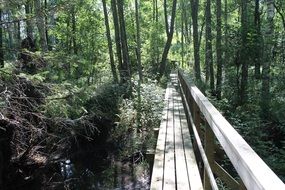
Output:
[{"left": 204, "top": 123, "right": 215, "bottom": 190}]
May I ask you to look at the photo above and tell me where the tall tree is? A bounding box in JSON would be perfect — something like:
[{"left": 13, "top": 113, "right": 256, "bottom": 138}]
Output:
[
  {"left": 7, "top": 11, "right": 13, "bottom": 57},
  {"left": 155, "top": 0, "right": 159, "bottom": 65},
  {"left": 190, "top": 0, "right": 201, "bottom": 81},
  {"left": 71, "top": 5, "right": 77, "bottom": 54},
  {"left": 254, "top": 0, "right": 262, "bottom": 79},
  {"left": 239, "top": 0, "right": 249, "bottom": 105},
  {"left": 158, "top": 0, "right": 177, "bottom": 78},
  {"left": 0, "top": 9, "right": 3, "bottom": 68},
  {"left": 34, "top": 0, "right": 48, "bottom": 52},
  {"left": 135, "top": 0, "right": 143, "bottom": 82},
  {"left": 102, "top": 0, "right": 118, "bottom": 83},
  {"left": 135, "top": 0, "right": 143, "bottom": 128},
  {"left": 50, "top": 0, "right": 56, "bottom": 47},
  {"left": 111, "top": 0, "right": 131, "bottom": 84},
  {"left": 44, "top": 0, "right": 49, "bottom": 49},
  {"left": 25, "top": 0, "right": 34, "bottom": 39},
  {"left": 17, "top": 6, "right": 21, "bottom": 43},
  {"left": 152, "top": 0, "right": 159, "bottom": 66},
  {"left": 261, "top": 0, "right": 275, "bottom": 117},
  {"left": 181, "top": 0, "right": 185, "bottom": 67},
  {"left": 216, "top": 0, "right": 222, "bottom": 99},
  {"left": 205, "top": 0, "right": 214, "bottom": 93},
  {"left": 224, "top": 0, "right": 229, "bottom": 81},
  {"left": 111, "top": 0, "right": 124, "bottom": 82},
  {"left": 117, "top": 0, "right": 131, "bottom": 82}
]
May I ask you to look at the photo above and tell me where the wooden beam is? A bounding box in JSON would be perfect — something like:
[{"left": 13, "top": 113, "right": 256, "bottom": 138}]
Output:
[
  {"left": 212, "top": 161, "right": 240, "bottom": 190},
  {"left": 173, "top": 85, "right": 191, "bottom": 190},
  {"left": 179, "top": 79, "right": 219, "bottom": 190},
  {"left": 163, "top": 86, "right": 176, "bottom": 189},
  {"left": 178, "top": 95, "right": 204, "bottom": 190},
  {"left": 150, "top": 85, "right": 170, "bottom": 190}
]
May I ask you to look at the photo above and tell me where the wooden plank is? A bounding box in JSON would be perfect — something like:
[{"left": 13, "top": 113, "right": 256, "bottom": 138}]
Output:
[
  {"left": 179, "top": 79, "right": 219, "bottom": 190},
  {"left": 177, "top": 95, "right": 204, "bottom": 190},
  {"left": 178, "top": 70, "right": 285, "bottom": 190},
  {"left": 151, "top": 85, "right": 170, "bottom": 190},
  {"left": 163, "top": 86, "right": 176, "bottom": 189},
  {"left": 172, "top": 84, "right": 191, "bottom": 190}
]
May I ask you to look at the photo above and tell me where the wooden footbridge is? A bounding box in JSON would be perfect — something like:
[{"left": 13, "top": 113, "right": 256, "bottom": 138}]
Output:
[{"left": 150, "top": 70, "right": 285, "bottom": 190}]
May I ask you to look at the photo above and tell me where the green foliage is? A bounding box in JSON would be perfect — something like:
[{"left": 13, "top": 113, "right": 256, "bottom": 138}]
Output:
[
  {"left": 85, "top": 83, "right": 126, "bottom": 119},
  {"left": 111, "top": 77, "right": 165, "bottom": 157},
  {"left": 133, "top": 79, "right": 165, "bottom": 129},
  {"left": 44, "top": 82, "right": 92, "bottom": 118},
  {"left": 211, "top": 95, "right": 285, "bottom": 181}
]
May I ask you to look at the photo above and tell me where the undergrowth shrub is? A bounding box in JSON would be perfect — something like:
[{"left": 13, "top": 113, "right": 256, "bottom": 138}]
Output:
[
  {"left": 211, "top": 96, "right": 285, "bottom": 182},
  {"left": 111, "top": 78, "right": 165, "bottom": 157}
]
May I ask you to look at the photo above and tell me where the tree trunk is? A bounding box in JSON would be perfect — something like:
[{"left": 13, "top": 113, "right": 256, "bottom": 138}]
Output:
[
  {"left": 239, "top": 0, "right": 249, "bottom": 105},
  {"left": 224, "top": 0, "right": 229, "bottom": 81},
  {"left": 50, "top": 0, "right": 56, "bottom": 47},
  {"left": 0, "top": 9, "right": 4, "bottom": 67},
  {"left": 254, "top": 0, "right": 262, "bottom": 79},
  {"left": 45, "top": 0, "right": 49, "bottom": 49},
  {"left": 181, "top": 0, "right": 185, "bottom": 67},
  {"left": 151, "top": 0, "right": 159, "bottom": 68},
  {"left": 71, "top": 6, "right": 77, "bottom": 54},
  {"left": 155, "top": 0, "right": 159, "bottom": 66},
  {"left": 135, "top": 0, "right": 143, "bottom": 82},
  {"left": 117, "top": 0, "right": 131, "bottom": 83},
  {"left": 16, "top": 6, "right": 21, "bottom": 45},
  {"left": 66, "top": 15, "right": 71, "bottom": 53},
  {"left": 25, "top": 0, "right": 33, "bottom": 39},
  {"left": 111, "top": 0, "right": 124, "bottom": 83},
  {"left": 190, "top": 0, "right": 201, "bottom": 81},
  {"left": 158, "top": 0, "right": 177, "bottom": 78},
  {"left": 216, "top": 0, "right": 222, "bottom": 99},
  {"left": 34, "top": 0, "right": 48, "bottom": 52},
  {"left": 135, "top": 0, "right": 143, "bottom": 129},
  {"left": 261, "top": 0, "right": 275, "bottom": 118},
  {"left": 102, "top": 0, "right": 118, "bottom": 83},
  {"left": 205, "top": 0, "right": 214, "bottom": 93},
  {"left": 7, "top": 11, "right": 13, "bottom": 55},
  {"left": 164, "top": 0, "right": 169, "bottom": 36}
]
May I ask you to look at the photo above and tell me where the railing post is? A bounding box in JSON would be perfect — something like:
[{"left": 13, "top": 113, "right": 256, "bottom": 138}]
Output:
[{"left": 204, "top": 123, "right": 215, "bottom": 190}]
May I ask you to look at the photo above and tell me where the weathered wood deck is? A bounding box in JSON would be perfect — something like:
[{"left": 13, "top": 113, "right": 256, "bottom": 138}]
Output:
[
  {"left": 150, "top": 70, "right": 285, "bottom": 190},
  {"left": 150, "top": 73, "right": 203, "bottom": 190}
]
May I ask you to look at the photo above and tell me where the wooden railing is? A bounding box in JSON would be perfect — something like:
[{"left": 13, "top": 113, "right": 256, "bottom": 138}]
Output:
[{"left": 178, "top": 69, "right": 285, "bottom": 190}]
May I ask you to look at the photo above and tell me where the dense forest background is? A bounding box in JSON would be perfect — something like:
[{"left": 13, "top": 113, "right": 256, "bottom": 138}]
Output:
[{"left": 0, "top": 0, "right": 284, "bottom": 189}]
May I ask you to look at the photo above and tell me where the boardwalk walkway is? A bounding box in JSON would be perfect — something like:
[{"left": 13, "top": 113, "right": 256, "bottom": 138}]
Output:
[
  {"left": 150, "top": 73, "right": 203, "bottom": 190},
  {"left": 150, "top": 70, "right": 285, "bottom": 190}
]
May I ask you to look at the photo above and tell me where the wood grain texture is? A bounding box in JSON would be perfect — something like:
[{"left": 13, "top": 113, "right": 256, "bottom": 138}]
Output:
[
  {"left": 151, "top": 73, "right": 204, "bottom": 190},
  {"left": 150, "top": 85, "right": 170, "bottom": 190}
]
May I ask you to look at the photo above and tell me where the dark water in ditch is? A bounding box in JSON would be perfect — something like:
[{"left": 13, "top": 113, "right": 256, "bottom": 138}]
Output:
[
  {"left": 58, "top": 157, "right": 150, "bottom": 190},
  {"left": 54, "top": 143, "right": 150, "bottom": 190},
  {"left": 46, "top": 137, "right": 151, "bottom": 190}
]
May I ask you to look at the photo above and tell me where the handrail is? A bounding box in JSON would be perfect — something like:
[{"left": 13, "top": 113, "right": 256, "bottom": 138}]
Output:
[
  {"left": 180, "top": 85, "right": 219, "bottom": 190},
  {"left": 178, "top": 69, "right": 285, "bottom": 190}
]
